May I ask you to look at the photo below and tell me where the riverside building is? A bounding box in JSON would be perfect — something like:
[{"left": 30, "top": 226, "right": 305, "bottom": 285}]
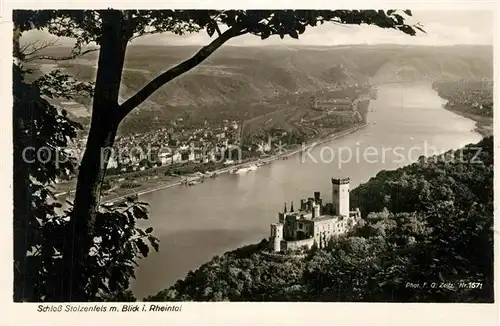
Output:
[{"left": 269, "top": 177, "right": 361, "bottom": 252}]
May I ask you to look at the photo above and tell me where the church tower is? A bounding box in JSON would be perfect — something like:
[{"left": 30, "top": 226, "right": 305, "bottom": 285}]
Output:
[{"left": 332, "top": 177, "right": 350, "bottom": 217}]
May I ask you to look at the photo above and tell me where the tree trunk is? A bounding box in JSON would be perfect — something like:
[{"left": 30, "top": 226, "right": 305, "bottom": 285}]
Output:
[{"left": 57, "top": 10, "right": 128, "bottom": 302}]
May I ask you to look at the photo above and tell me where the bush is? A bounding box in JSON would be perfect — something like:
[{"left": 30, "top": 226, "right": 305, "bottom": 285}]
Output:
[{"left": 120, "top": 182, "right": 141, "bottom": 189}]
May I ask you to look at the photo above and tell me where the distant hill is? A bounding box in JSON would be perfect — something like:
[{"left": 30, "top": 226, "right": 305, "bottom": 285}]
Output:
[
  {"left": 28, "top": 44, "right": 493, "bottom": 134},
  {"left": 370, "top": 45, "right": 492, "bottom": 84}
]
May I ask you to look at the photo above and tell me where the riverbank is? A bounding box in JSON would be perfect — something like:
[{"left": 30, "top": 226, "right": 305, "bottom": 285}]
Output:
[
  {"left": 265, "top": 123, "right": 368, "bottom": 162},
  {"left": 101, "top": 123, "right": 368, "bottom": 204},
  {"left": 442, "top": 106, "right": 493, "bottom": 138}
]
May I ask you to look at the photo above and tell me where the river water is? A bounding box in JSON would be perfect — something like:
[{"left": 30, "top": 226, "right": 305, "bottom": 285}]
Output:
[{"left": 130, "top": 82, "right": 482, "bottom": 299}]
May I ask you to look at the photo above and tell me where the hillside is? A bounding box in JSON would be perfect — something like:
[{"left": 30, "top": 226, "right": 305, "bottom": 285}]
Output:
[
  {"left": 30, "top": 44, "right": 492, "bottom": 134},
  {"left": 371, "top": 45, "right": 492, "bottom": 84},
  {"left": 145, "top": 136, "right": 493, "bottom": 303}
]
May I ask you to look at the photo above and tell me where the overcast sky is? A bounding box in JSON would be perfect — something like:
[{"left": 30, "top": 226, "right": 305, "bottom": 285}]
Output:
[{"left": 21, "top": 10, "right": 494, "bottom": 47}]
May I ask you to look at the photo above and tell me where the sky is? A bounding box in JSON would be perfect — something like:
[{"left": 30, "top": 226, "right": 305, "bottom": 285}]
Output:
[{"left": 21, "top": 10, "right": 494, "bottom": 47}]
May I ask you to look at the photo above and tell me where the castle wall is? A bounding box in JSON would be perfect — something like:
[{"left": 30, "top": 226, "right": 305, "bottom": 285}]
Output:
[
  {"left": 313, "top": 216, "right": 355, "bottom": 247},
  {"left": 313, "top": 219, "right": 336, "bottom": 248},
  {"left": 296, "top": 219, "right": 314, "bottom": 238},
  {"left": 281, "top": 238, "right": 315, "bottom": 251},
  {"left": 283, "top": 215, "right": 297, "bottom": 239}
]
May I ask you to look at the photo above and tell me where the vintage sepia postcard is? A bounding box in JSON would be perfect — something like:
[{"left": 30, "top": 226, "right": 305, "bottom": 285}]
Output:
[{"left": 2, "top": 1, "right": 499, "bottom": 325}]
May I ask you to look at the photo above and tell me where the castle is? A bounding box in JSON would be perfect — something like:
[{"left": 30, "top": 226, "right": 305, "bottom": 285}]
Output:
[{"left": 269, "top": 177, "right": 361, "bottom": 252}]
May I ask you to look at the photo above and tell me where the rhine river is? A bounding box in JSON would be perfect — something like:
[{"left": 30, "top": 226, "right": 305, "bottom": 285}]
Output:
[{"left": 130, "top": 82, "right": 482, "bottom": 299}]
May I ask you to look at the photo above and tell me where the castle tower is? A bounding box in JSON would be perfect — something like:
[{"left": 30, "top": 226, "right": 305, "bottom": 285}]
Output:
[
  {"left": 312, "top": 202, "right": 320, "bottom": 218},
  {"left": 269, "top": 223, "right": 283, "bottom": 252},
  {"left": 332, "top": 177, "right": 350, "bottom": 217}
]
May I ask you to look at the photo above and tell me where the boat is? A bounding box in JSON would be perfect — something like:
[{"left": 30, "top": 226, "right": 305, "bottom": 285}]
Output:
[
  {"left": 235, "top": 167, "right": 250, "bottom": 174},
  {"left": 248, "top": 164, "right": 258, "bottom": 171},
  {"left": 234, "top": 164, "right": 259, "bottom": 174},
  {"left": 205, "top": 171, "right": 217, "bottom": 178}
]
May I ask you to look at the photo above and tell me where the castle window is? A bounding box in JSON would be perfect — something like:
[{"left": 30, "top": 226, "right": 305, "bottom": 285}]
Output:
[{"left": 298, "top": 222, "right": 303, "bottom": 229}]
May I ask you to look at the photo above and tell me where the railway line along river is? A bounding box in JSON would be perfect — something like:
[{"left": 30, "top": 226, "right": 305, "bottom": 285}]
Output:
[{"left": 130, "top": 82, "right": 482, "bottom": 299}]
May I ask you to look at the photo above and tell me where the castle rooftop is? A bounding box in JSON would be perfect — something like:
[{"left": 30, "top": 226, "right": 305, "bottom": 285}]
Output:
[
  {"left": 311, "top": 215, "right": 343, "bottom": 222},
  {"left": 331, "top": 177, "right": 350, "bottom": 185}
]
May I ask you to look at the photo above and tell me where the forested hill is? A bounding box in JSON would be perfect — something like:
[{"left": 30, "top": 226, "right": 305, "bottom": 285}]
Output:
[
  {"left": 31, "top": 45, "right": 492, "bottom": 134},
  {"left": 146, "top": 136, "right": 493, "bottom": 302}
]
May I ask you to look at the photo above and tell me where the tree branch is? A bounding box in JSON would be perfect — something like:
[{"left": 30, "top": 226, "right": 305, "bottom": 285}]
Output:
[
  {"left": 24, "top": 48, "right": 99, "bottom": 62},
  {"left": 20, "top": 40, "right": 39, "bottom": 54},
  {"left": 117, "top": 26, "right": 245, "bottom": 121},
  {"left": 214, "top": 22, "right": 222, "bottom": 37},
  {"left": 236, "top": 28, "right": 248, "bottom": 36},
  {"left": 130, "top": 30, "right": 161, "bottom": 42},
  {"left": 22, "top": 38, "right": 60, "bottom": 57}
]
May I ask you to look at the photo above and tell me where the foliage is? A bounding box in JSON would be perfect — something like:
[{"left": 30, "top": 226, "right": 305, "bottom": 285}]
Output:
[
  {"left": 15, "top": 10, "right": 422, "bottom": 42},
  {"left": 85, "top": 198, "right": 159, "bottom": 300},
  {"left": 350, "top": 137, "right": 493, "bottom": 216},
  {"left": 146, "top": 239, "right": 309, "bottom": 301},
  {"left": 120, "top": 182, "right": 142, "bottom": 189},
  {"left": 147, "top": 137, "right": 493, "bottom": 302},
  {"left": 13, "top": 61, "right": 159, "bottom": 302},
  {"left": 13, "top": 63, "right": 81, "bottom": 301},
  {"left": 33, "top": 69, "right": 95, "bottom": 100}
]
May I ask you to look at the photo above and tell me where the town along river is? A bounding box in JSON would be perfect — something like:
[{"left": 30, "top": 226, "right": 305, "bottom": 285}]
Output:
[{"left": 130, "top": 82, "right": 482, "bottom": 299}]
